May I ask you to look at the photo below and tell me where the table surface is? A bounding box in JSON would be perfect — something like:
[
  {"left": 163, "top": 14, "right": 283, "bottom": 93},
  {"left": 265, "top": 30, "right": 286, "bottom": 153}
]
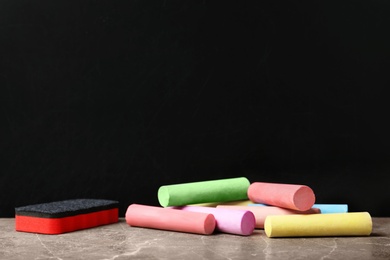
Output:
[{"left": 1, "top": 218, "right": 390, "bottom": 260}]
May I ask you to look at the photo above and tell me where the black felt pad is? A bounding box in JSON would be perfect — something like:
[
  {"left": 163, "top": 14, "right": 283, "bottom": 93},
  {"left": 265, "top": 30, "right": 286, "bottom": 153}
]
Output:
[{"left": 15, "top": 199, "right": 119, "bottom": 218}]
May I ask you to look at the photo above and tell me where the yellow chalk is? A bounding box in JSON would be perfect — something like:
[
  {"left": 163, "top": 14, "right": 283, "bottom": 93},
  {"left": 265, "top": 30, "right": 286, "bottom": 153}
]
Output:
[{"left": 264, "top": 212, "right": 372, "bottom": 238}]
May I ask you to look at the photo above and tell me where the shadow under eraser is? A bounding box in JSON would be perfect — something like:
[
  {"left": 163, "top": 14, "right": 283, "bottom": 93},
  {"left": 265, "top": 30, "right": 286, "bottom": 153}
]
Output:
[{"left": 15, "top": 199, "right": 119, "bottom": 234}]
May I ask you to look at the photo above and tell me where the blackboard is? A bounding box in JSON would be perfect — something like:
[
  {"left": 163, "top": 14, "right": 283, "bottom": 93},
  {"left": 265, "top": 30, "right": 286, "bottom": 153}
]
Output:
[{"left": 1, "top": 0, "right": 390, "bottom": 217}]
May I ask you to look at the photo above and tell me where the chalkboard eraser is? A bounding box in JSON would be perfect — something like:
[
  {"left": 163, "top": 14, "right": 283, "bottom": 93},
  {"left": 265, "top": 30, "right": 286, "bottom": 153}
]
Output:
[{"left": 15, "top": 199, "right": 119, "bottom": 234}]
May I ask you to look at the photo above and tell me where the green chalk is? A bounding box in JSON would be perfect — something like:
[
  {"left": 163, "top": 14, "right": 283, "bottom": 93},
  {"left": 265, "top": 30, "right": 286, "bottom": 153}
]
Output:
[{"left": 158, "top": 177, "right": 250, "bottom": 207}]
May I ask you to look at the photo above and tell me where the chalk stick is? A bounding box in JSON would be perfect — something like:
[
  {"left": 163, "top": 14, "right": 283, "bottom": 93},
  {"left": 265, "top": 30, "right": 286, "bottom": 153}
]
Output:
[
  {"left": 158, "top": 177, "right": 250, "bottom": 207},
  {"left": 191, "top": 200, "right": 253, "bottom": 207},
  {"left": 125, "top": 204, "right": 216, "bottom": 235},
  {"left": 312, "top": 204, "right": 348, "bottom": 213},
  {"left": 217, "top": 205, "right": 321, "bottom": 229},
  {"left": 15, "top": 199, "right": 119, "bottom": 234},
  {"left": 247, "top": 182, "right": 315, "bottom": 211},
  {"left": 249, "top": 203, "right": 348, "bottom": 214},
  {"left": 175, "top": 206, "right": 256, "bottom": 236},
  {"left": 264, "top": 212, "right": 372, "bottom": 237}
]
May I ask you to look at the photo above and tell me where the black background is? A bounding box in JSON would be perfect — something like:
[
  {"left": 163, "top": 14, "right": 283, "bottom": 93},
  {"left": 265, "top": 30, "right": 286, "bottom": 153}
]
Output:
[{"left": 1, "top": 1, "right": 389, "bottom": 217}]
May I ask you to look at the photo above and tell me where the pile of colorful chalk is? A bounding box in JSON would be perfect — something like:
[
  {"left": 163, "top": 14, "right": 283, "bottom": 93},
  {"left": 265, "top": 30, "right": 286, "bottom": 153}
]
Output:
[
  {"left": 13, "top": 176, "right": 372, "bottom": 237},
  {"left": 125, "top": 177, "right": 372, "bottom": 237}
]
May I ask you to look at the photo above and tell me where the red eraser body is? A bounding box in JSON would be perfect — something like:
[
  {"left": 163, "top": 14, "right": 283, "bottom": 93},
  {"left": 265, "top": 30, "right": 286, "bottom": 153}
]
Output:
[
  {"left": 126, "top": 204, "right": 216, "bottom": 235},
  {"left": 247, "top": 182, "right": 315, "bottom": 211},
  {"left": 15, "top": 199, "right": 119, "bottom": 234}
]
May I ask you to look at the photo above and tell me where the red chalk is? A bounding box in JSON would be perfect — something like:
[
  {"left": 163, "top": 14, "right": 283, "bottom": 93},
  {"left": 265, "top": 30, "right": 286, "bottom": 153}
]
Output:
[
  {"left": 126, "top": 204, "right": 216, "bottom": 235},
  {"left": 247, "top": 182, "right": 315, "bottom": 211}
]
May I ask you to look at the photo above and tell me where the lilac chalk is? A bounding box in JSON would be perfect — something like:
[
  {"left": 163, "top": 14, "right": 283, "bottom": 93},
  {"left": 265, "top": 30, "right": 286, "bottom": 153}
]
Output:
[{"left": 175, "top": 206, "right": 256, "bottom": 236}]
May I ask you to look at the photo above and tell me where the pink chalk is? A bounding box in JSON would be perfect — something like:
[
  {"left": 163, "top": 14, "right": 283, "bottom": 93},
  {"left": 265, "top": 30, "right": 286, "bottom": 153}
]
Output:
[
  {"left": 247, "top": 182, "right": 315, "bottom": 211},
  {"left": 217, "top": 205, "right": 321, "bottom": 229},
  {"left": 125, "top": 204, "right": 216, "bottom": 235},
  {"left": 175, "top": 206, "right": 256, "bottom": 236}
]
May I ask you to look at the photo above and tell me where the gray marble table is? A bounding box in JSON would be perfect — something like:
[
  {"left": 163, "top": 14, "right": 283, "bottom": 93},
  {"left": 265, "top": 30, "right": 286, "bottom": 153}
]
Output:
[{"left": 1, "top": 218, "right": 390, "bottom": 259}]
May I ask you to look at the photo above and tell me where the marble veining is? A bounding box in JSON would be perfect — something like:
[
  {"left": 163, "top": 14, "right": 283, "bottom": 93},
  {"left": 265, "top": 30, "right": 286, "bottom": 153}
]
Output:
[{"left": 1, "top": 218, "right": 390, "bottom": 259}]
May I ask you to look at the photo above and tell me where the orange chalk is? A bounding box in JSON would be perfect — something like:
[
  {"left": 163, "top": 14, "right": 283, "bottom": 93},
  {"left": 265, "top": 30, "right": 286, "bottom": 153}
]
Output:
[{"left": 247, "top": 182, "right": 315, "bottom": 211}]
